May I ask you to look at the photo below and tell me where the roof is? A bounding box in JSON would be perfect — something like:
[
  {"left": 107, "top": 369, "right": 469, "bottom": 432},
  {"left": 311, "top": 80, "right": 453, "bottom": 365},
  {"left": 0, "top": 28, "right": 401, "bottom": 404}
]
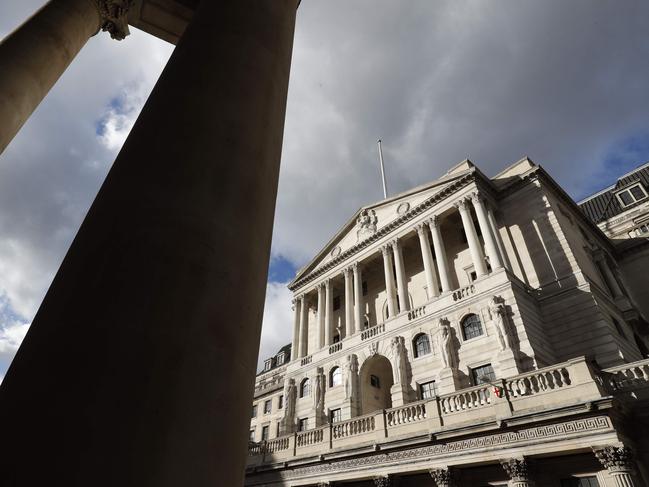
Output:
[
  {"left": 578, "top": 161, "right": 649, "bottom": 223},
  {"left": 256, "top": 343, "right": 292, "bottom": 376}
]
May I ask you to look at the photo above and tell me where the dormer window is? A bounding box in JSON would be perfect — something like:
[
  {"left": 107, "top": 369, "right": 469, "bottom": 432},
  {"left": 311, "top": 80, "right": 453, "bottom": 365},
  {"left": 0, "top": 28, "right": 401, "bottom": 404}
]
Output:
[
  {"left": 616, "top": 183, "right": 648, "bottom": 208},
  {"left": 263, "top": 358, "right": 273, "bottom": 371},
  {"left": 276, "top": 352, "right": 285, "bottom": 365}
]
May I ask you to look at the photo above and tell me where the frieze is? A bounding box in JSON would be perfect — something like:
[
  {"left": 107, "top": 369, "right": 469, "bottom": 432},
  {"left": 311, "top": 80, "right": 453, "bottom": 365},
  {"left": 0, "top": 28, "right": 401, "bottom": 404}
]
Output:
[{"left": 283, "top": 416, "right": 611, "bottom": 478}]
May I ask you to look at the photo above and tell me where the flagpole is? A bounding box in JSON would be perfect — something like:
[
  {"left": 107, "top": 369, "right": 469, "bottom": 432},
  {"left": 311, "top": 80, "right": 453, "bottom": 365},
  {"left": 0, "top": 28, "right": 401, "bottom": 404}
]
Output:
[{"left": 378, "top": 139, "right": 388, "bottom": 199}]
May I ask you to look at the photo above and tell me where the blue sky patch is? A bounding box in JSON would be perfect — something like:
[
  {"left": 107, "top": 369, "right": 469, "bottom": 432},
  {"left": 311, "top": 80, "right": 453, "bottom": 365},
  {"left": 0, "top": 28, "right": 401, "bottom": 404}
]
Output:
[{"left": 268, "top": 255, "right": 297, "bottom": 283}]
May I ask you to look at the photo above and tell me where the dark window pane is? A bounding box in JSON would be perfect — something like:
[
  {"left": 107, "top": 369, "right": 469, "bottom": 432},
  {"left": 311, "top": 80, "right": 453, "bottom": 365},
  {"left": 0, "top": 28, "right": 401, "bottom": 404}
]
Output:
[
  {"left": 330, "top": 408, "right": 342, "bottom": 423},
  {"left": 462, "top": 314, "right": 484, "bottom": 340},
  {"left": 472, "top": 363, "right": 495, "bottom": 385},
  {"left": 414, "top": 334, "right": 431, "bottom": 358},
  {"left": 419, "top": 381, "right": 437, "bottom": 399},
  {"left": 370, "top": 374, "right": 380, "bottom": 388},
  {"left": 619, "top": 190, "right": 634, "bottom": 206},
  {"left": 333, "top": 296, "right": 341, "bottom": 310},
  {"left": 630, "top": 185, "right": 646, "bottom": 201}
]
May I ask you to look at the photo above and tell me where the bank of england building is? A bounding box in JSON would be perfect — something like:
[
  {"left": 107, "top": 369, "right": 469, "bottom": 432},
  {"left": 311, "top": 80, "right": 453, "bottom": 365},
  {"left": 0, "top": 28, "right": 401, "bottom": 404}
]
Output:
[{"left": 248, "top": 158, "right": 649, "bottom": 487}]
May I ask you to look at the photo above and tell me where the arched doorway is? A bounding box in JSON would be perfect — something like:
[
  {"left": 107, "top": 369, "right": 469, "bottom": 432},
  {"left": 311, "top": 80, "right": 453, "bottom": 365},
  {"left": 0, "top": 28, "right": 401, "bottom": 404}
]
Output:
[{"left": 359, "top": 354, "right": 394, "bottom": 414}]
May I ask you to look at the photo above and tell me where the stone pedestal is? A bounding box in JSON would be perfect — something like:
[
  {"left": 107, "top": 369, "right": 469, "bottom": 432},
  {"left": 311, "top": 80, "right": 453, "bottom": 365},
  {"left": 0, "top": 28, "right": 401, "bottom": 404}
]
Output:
[
  {"left": 438, "top": 367, "right": 463, "bottom": 394},
  {"left": 390, "top": 382, "right": 410, "bottom": 407},
  {"left": 0, "top": 0, "right": 298, "bottom": 486},
  {"left": 495, "top": 349, "right": 521, "bottom": 376}
]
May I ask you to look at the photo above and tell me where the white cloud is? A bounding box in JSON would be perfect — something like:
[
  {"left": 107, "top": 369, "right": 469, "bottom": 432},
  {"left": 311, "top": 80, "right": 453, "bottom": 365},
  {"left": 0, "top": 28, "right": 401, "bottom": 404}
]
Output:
[{"left": 258, "top": 282, "right": 294, "bottom": 371}]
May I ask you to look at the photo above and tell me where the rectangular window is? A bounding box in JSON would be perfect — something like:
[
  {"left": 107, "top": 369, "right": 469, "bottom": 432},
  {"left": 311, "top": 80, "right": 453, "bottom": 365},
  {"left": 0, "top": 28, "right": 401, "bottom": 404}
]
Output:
[
  {"left": 362, "top": 280, "right": 368, "bottom": 296},
  {"left": 298, "top": 418, "right": 308, "bottom": 432},
  {"left": 333, "top": 295, "right": 341, "bottom": 310},
  {"left": 616, "top": 183, "right": 648, "bottom": 207},
  {"left": 419, "top": 380, "right": 437, "bottom": 399},
  {"left": 276, "top": 352, "right": 285, "bottom": 365},
  {"left": 264, "top": 400, "right": 271, "bottom": 414},
  {"left": 471, "top": 364, "right": 496, "bottom": 385},
  {"left": 276, "top": 422, "right": 281, "bottom": 437},
  {"left": 263, "top": 358, "right": 273, "bottom": 371},
  {"left": 251, "top": 404, "right": 257, "bottom": 418},
  {"left": 249, "top": 429, "right": 255, "bottom": 442},
  {"left": 560, "top": 477, "right": 600, "bottom": 487},
  {"left": 261, "top": 425, "right": 269, "bottom": 441},
  {"left": 278, "top": 395, "right": 284, "bottom": 409},
  {"left": 329, "top": 408, "right": 342, "bottom": 423},
  {"left": 370, "top": 374, "right": 381, "bottom": 388}
]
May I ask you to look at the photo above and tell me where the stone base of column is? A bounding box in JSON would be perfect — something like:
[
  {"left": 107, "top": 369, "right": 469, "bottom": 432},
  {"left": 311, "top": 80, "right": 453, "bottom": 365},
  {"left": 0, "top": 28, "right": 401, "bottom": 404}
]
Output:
[
  {"left": 390, "top": 383, "right": 410, "bottom": 407},
  {"left": 438, "top": 368, "right": 463, "bottom": 394}
]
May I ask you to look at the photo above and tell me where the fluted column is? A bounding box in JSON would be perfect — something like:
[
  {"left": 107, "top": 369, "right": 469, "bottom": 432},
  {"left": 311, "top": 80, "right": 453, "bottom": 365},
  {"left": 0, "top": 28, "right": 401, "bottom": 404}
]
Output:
[
  {"left": 456, "top": 198, "right": 487, "bottom": 278},
  {"left": 595, "top": 446, "right": 638, "bottom": 487},
  {"left": 343, "top": 268, "right": 354, "bottom": 339},
  {"left": 381, "top": 245, "right": 398, "bottom": 318},
  {"left": 416, "top": 223, "right": 440, "bottom": 299},
  {"left": 299, "top": 295, "right": 309, "bottom": 358},
  {"left": 428, "top": 216, "right": 452, "bottom": 293},
  {"left": 353, "top": 263, "right": 362, "bottom": 333},
  {"left": 429, "top": 467, "right": 456, "bottom": 487},
  {"left": 317, "top": 284, "right": 325, "bottom": 349},
  {"left": 291, "top": 298, "right": 300, "bottom": 359},
  {"left": 471, "top": 192, "right": 503, "bottom": 270},
  {"left": 0, "top": 0, "right": 132, "bottom": 154},
  {"left": 324, "top": 279, "right": 334, "bottom": 345},
  {"left": 487, "top": 205, "right": 510, "bottom": 270},
  {"left": 501, "top": 457, "right": 534, "bottom": 487},
  {"left": 392, "top": 238, "right": 410, "bottom": 312}
]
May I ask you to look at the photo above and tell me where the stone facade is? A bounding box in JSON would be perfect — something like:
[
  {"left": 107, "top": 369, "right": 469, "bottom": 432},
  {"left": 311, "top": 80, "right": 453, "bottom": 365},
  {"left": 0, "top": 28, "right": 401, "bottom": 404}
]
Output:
[{"left": 247, "top": 158, "right": 649, "bottom": 486}]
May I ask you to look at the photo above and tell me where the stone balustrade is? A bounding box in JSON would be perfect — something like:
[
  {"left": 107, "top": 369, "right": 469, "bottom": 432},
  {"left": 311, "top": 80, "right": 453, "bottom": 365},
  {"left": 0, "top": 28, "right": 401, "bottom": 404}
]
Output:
[
  {"left": 300, "top": 355, "right": 312, "bottom": 366},
  {"left": 332, "top": 413, "right": 376, "bottom": 439},
  {"left": 386, "top": 400, "right": 427, "bottom": 427},
  {"left": 504, "top": 364, "right": 571, "bottom": 398},
  {"left": 452, "top": 283, "right": 475, "bottom": 302},
  {"left": 329, "top": 342, "right": 343, "bottom": 354},
  {"left": 601, "top": 358, "right": 649, "bottom": 392},
  {"left": 407, "top": 305, "right": 426, "bottom": 321},
  {"left": 265, "top": 436, "right": 290, "bottom": 453},
  {"left": 439, "top": 384, "right": 492, "bottom": 414},
  {"left": 296, "top": 426, "right": 325, "bottom": 447},
  {"left": 361, "top": 323, "right": 385, "bottom": 341}
]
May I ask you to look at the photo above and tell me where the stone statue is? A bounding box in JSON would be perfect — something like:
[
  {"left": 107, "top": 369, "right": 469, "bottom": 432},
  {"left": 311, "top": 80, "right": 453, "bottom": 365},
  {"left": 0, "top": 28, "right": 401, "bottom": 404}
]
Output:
[
  {"left": 343, "top": 354, "right": 359, "bottom": 400},
  {"left": 356, "top": 209, "right": 378, "bottom": 241},
  {"left": 313, "top": 367, "right": 325, "bottom": 414},
  {"left": 439, "top": 318, "right": 457, "bottom": 369},
  {"left": 391, "top": 336, "right": 407, "bottom": 384},
  {"left": 489, "top": 295, "right": 512, "bottom": 351},
  {"left": 280, "top": 378, "right": 296, "bottom": 434}
]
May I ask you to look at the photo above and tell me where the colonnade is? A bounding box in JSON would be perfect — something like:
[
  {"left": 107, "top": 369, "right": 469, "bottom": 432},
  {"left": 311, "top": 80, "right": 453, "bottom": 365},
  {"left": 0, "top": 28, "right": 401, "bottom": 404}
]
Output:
[{"left": 292, "top": 190, "right": 506, "bottom": 359}]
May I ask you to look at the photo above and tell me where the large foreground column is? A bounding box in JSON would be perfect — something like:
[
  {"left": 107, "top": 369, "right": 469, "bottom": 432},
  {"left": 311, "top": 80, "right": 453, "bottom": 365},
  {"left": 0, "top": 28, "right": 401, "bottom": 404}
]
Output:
[
  {"left": 0, "top": 1, "right": 298, "bottom": 486},
  {"left": 0, "top": 0, "right": 130, "bottom": 154}
]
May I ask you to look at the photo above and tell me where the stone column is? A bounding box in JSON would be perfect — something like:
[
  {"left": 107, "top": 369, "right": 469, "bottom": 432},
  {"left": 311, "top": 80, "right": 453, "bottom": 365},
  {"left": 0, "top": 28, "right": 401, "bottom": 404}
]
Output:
[
  {"left": 324, "top": 278, "right": 334, "bottom": 345},
  {"left": 430, "top": 467, "right": 456, "bottom": 487},
  {"left": 471, "top": 193, "right": 503, "bottom": 270},
  {"left": 299, "top": 295, "right": 309, "bottom": 358},
  {"left": 0, "top": 0, "right": 132, "bottom": 154},
  {"left": 594, "top": 446, "right": 638, "bottom": 487},
  {"left": 317, "top": 284, "right": 325, "bottom": 349},
  {"left": 381, "top": 244, "right": 398, "bottom": 318},
  {"left": 416, "top": 223, "right": 440, "bottom": 299},
  {"left": 344, "top": 267, "right": 354, "bottom": 339},
  {"left": 353, "top": 262, "right": 362, "bottom": 334},
  {"left": 428, "top": 216, "right": 452, "bottom": 293},
  {"left": 392, "top": 238, "right": 410, "bottom": 312},
  {"left": 0, "top": 1, "right": 299, "bottom": 485},
  {"left": 501, "top": 457, "right": 534, "bottom": 487},
  {"left": 456, "top": 198, "right": 487, "bottom": 278},
  {"left": 487, "top": 204, "right": 510, "bottom": 270},
  {"left": 291, "top": 298, "right": 300, "bottom": 359}
]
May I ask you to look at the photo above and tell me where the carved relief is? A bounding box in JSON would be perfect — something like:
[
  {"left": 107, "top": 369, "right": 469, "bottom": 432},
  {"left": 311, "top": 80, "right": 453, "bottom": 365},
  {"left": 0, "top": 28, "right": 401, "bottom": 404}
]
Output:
[
  {"left": 396, "top": 202, "right": 410, "bottom": 215},
  {"left": 331, "top": 245, "right": 342, "bottom": 258},
  {"left": 96, "top": 0, "right": 134, "bottom": 40},
  {"left": 357, "top": 209, "right": 378, "bottom": 241},
  {"left": 344, "top": 354, "right": 359, "bottom": 400},
  {"left": 489, "top": 295, "right": 512, "bottom": 351},
  {"left": 279, "top": 378, "right": 297, "bottom": 434}
]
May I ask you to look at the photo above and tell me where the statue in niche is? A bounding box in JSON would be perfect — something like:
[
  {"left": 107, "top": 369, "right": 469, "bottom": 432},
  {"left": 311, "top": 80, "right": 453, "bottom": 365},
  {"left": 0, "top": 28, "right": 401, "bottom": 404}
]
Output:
[
  {"left": 489, "top": 295, "right": 512, "bottom": 351},
  {"left": 356, "top": 209, "right": 378, "bottom": 241},
  {"left": 390, "top": 336, "right": 407, "bottom": 384},
  {"left": 439, "top": 318, "right": 458, "bottom": 369},
  {"left": 313, "top": 368, "right": 325, "bottom": 414},
  {"left": 280, "top": 378, "right": 297, "bottom": 433},
  {"left": 344, "top": 354, "right": 359, "bottom": 400}
]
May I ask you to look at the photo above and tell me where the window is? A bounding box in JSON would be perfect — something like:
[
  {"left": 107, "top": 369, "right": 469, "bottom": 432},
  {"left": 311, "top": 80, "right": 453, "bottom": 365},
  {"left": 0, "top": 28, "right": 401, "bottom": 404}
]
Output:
[
  {"left": 333, "top": 295, "right": 341, "bottom": 310},
  {"left": 261, "top": 425, "right": 269, "bottom": 441},
  {"left": 560, "top": 477, "right": 600, "bottom": 487},
  {"left": 249, "top": 429, "right": 255, "bottom": 442},
  {"left": 298, "top": 418, "right": 308, "bottom": 432},
  {"left": 263, "top": 358, "right": 273, "bottom": 371},
  {"left": 419, "top": 380, "right": 437, "bottom": 399},
  {"left": 276, "top": 422, "right": 281, "bottom": 436},
  {"left": 276, "top": 351, "right": 285, "bottom": 365},
  {"left": 330, "top": 408, "right": 342, "bottom": 423},
  {"left": 413, "top": 333, "right": 431, "bottom": 358},
  {"left": 471, "top": 363, "right": 496, "bottom": 385},
  {"left": 612, "top": 318, "right": 626, "bottom": 339},
  {"left": 330, "top": 366, "right": 342, "bottom": 387},
  {"left": 264, "top": 400, "right": 271, "bottom": 414},
  {"left": 300, "top": 378, "right": 311, "bottom": 398},
  {"left": 462, "top": 314, "right": 484, "bottom": 340},
  {"left": 251, "top": 404, "right": 258, "bottom": 418},
  {"left": 333, "top": 334, "right": 340, "bottom": 343},
  {"left": 278, "top": 395, "right": 284, "bottom": 409},
  {"left": 616, "top": 183, "right": 648, "bottom": 208},
  {"left": 362, "top": 280, "right": 368, "bottom": 296},
  {"left": 370, "top": 374, "right": 381, "bottom": 388}
]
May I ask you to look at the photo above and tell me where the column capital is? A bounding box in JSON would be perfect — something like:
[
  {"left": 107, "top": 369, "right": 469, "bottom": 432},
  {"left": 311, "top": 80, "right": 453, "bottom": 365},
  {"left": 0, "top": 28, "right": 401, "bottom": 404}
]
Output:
[
  {"left": 470, "top": 191, "right": 484, "bottom": 205},
  {"left": 428, "top": 215, "right": 441, "bottom": 229},
  {"left": 380, "top": 244, "right": 392, "bottom": 256},
  {"left": 351, "top": 261, "right": 360, "bottom": 271},
  {"left": 454, "top": 197, "right": 469, "bottom": 212},
  {"left": 342, "top": 266, "right": 352, "bottom": 277},
  {"left": 501, "top": 457, "right": 531, "bottom": 482},
  {"left": 95, "top": 0, "right": 134, "bottom": 40},
  {"left": 594, "top": 445, "right": 636, "bottom": 473},
  {"left": 372, "top": 475, "right": 392, "bottom": 487},
  {"left": 429, "top": 467, "right": 455, "bottom": 486},
  {"left": 415, "top": 222, "right": 428, "bottom": 235}
]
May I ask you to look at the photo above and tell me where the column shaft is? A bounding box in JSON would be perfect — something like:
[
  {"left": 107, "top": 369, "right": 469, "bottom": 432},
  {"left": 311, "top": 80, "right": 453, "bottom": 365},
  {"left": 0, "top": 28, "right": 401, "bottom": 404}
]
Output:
[
  {"left": 457, "top": 198, "right": 487, "bottom": 277},
  {"left": 382, "top": 246, "right": 398, "bottom": 318},
  {"left": 0, "top": 1, "right": 299, "bottom": 485},
  {"left": 428, "top": 216, "right": 452, "bottom": 292},
  {"left": 0, "top": 0, "right": 102, "bottom": 154},
  {"left": 299, "top": 296, "right": 309, "bottom": 358},
  {"left": 324, "top": 279, "right": 333, "bottom": 345},
  {"left": 416, "top": 224, "right": 440, "bottom": 299},
  {"left": 317, "top": 285, "right": 325, "bottom": 349},
  {"left": 487, "top": 205, "right": 510, "bottom": 270},
  {"left": 291, "top": 298, "right": 300, "bottom": 358},
  {"left": 611, "top": 474, "right": 636, "bottom": 487},
  {"left": 392, "top": 239, "right": 410, "bottom": 312},
  {"left": 353, "top": 263, "right": 362, "bottom": 333},
  {"left": 344, "top": 269, "right": 354, "bottom": 339},
  {"left": 471, "top": 194, "right": 503, "bottom": 270}
]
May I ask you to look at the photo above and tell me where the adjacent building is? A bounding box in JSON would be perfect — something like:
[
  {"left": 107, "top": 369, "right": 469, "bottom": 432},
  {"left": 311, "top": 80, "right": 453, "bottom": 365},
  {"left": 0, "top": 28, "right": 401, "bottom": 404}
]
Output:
[{"left": 247, "top": 158, "right": 649, "bottom": 487}]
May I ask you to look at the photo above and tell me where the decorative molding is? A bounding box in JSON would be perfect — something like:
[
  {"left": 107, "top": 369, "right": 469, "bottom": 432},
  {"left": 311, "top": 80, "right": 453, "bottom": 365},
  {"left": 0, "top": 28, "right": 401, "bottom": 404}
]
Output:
[
  {"left": 454, "top": 198, "right": 469, "bottom": 212},
  {"left": 356, "top": 209, "right": 379, "bottom": 241},
  {"left": 96, "top": 0, "right": 133, "bottom": 40},
  {"left": 331, "top": 245, "right": 342, "bottom": 258},
  {"left": 397, "top": 202, "right": 411, "bottom": 215},
  {"left": 594, "top": 445, "right": 635, "bottom": 473},
  {"left": 287, "top": 416, "right": 611, "bottom": 477}
]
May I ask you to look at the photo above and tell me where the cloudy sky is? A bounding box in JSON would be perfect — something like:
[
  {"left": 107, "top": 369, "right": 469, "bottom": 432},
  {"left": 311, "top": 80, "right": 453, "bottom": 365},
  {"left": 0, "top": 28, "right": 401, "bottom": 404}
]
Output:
[{"left": 1, "top": 1, "right": 649, "bottom": 377}]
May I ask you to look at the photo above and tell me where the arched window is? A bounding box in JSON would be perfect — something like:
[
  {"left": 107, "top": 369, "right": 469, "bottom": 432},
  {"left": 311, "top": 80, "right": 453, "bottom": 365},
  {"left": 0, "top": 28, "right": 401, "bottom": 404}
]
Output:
[
  {"left": 461, "top": 314, "right": 484, "bottom": 340},
  {"left": 413, "top": 333, "right": 431, "bottom": 358},
  {"left": 300, "top": 378, "right": 311, "bottom": 398},
  {"left": 330, "top": 366, "right": 342, "bottom": 387}
]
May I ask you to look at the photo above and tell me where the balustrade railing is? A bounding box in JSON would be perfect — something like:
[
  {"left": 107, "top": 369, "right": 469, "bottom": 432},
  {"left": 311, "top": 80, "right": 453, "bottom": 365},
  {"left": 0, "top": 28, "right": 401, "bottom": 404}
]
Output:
[
  {"left": 332, "top": 414, "right": 375, "bottom": 439},
  {"left": 329, "top": 342, "right": 343, "bottom": 354},
  {"left": 248, "top": 442, "right": 264, "bottom": 456},
  {"left": 452, "top": 284, "right": 475, "bottom": 302},
  {"left": 361, "top": 323, "right": 385, "bottom": 341},
  {"left": 266, "top": 436, "right": 290, "bottom": 453},
  {"left": 407, "top": 306, "right": 426, "bottom": 321},
  {"left": 602, "top": 359, "right": 649, "bottom": 392},
  {"left": 504, "top": 365, "right": 571, "bottom": 397},
  {"left": 300, "top": 355, "right": 312, "bottom": 366},
  {"left": 386, "top": 400, "right": 427, "bottom": 427},
  {"left": 296, "top": 426, "right": 325, "bottom": 447},
  {"left": 440, "top": 384, "right": 491, "bottom": 413}
]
